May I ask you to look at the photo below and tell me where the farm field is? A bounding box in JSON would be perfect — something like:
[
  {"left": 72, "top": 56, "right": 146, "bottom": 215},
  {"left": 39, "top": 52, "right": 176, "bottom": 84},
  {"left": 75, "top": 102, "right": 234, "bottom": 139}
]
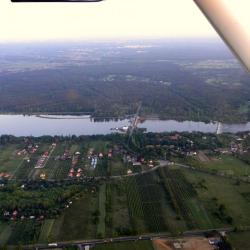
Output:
[
  {"left": 192, "top": 153, "right": 250, "bottom": 177},
  {"left": 0, "top": 144, "right": 23, "bottom": 177},
  {"left": 228, "top": 231, "right": 250, "bottom": 250},
  {"left": 125, "top": 171, "right": 184, "bottom": 234},
  {"left": 38, "top": 219, "right": 55, "bottom": 243},
  {"left": 47, "top": 181, "right": 132, "bottom": 241},
  {"left": 50, "top": 190, "right": 99, "bottom": 241},
  {"left": 1, "top": 166, "right": 250, "bottom": 246},
  {"left": 6, "top": 221, "right": 41, "bottom": 245},
  {"left": 180, "top": 166, "right": 250, "bottom": 227},
  {"left": 97, "top": 183, "right": 107, "bottom": 238},
  {"left": 109, "top": 157, "right": 127, "bottom": 176},
  {"left": 158, "top": 168, "right": 213, "bottom": 230},
  {"left": 93, "top": 241, "right": 154, "bottom": 250},
  {"left": 0, "top": 223, "right": 12, "bottom": 246},
  {"left": 109, "top": 181, "right": 131, "bottom": 237},
  {"left": 1, "top": 134, "right": 250, "bottom": 248}
]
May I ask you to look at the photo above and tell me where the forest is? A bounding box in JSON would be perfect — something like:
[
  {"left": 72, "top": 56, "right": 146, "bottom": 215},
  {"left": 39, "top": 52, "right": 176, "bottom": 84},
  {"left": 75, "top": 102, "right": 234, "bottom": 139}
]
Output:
[{"left": 1, "top": 40, "right": 250, "bottom": 122}]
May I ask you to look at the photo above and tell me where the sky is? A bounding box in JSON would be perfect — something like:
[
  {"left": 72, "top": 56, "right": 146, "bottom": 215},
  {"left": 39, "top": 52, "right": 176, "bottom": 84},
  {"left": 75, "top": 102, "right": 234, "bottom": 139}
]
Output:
[{"left": 0, "top": 0, "right": 249, "bottom": 42}]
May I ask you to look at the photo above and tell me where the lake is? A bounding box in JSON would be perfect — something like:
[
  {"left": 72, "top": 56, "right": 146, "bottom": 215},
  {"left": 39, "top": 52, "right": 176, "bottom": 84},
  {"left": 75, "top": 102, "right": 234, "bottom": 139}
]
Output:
[{"left": 0, "top": 115, "right": 250, "bottom": 136}]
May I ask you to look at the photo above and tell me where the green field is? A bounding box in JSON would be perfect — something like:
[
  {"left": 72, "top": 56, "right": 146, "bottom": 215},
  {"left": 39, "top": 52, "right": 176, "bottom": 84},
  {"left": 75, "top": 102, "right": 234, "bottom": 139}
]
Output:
[
  {"left": 0, "top": 144, "right": 23, "bottom": 176},
  {"left": 93, "top": 241, "right": 154, "bottom": 250},
  {"left": 181, "top": 166, "right": 250, "bottom": 227},
  {"left": 38, "top": 219, "right": 55, "bottom": 243},
  {"left": 97, "top": 184, "right": 107, "bottom": 238},
  {"left": 7, "top": 221, "right": 41, "bottom": 245},
  {"left": 159, "top": 167, "right": 213, "bottom": 230},
  {"left": 50, "top": 191, "right": 98, "bottom": 241},
  {"left": 193, "top": 154, "right": 250, "bottom": 177},
  {"left": 109, "top": 181, "right": 131, "bottom": 237},
  {"left": 228, "top": 231, "right": 250, "bottom": 250},
  {"left": 2, "top": 136, "right": 250, "bottom": 246},
  {"left": 109, "top": 157, "right": 127, "bottom": 176},
  {"left": 0, "top": 223, "right": 12, "bottom": 246}
]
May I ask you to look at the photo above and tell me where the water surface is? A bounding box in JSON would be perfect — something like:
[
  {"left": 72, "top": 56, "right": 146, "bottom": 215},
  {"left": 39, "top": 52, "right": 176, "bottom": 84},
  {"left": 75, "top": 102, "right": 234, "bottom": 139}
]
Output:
[{"left": 0, "top": 115, "right": 250, "bottom": 136}]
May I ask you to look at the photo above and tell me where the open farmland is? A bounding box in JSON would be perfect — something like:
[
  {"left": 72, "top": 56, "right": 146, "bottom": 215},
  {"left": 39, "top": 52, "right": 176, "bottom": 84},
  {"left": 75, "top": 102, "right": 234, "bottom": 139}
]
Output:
[
  {"left": 0, "top": 144, "right": 24, "bottom": 179},
  {"left": 125, "top": 171, "right": 185, "bottom": 234},
  {"left": 1, "top": 133, "right": 250, "bottom": 248},
  {"left": 181, "top": 166, "right": 250, "bottom": 227},
  {"left": 228, "top": 231, "right": 250, "bottom": 250},
  {"left": 191, "top": 153, "right": 250, "bottom": 178},
  {"left": 50, "top": 190, "right": 99, "bottom": 241},
  {"left": 159, "top": 167, "right": 213, "bottom": 230}
]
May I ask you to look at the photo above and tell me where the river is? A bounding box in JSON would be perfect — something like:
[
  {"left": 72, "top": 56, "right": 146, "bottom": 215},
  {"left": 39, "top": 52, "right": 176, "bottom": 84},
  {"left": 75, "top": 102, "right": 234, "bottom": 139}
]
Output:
[{"left": 0, "top": 115, "right": 250, "bottom": 136}]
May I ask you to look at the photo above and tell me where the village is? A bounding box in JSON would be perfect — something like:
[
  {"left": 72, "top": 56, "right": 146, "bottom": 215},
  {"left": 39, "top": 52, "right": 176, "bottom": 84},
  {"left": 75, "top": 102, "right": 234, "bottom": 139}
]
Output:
[
  {"left": 0, "top": 132, "right": 250, "bottom": 249},
  {"left": 0, "top": 131, "right": 250, "bottom": 183}
]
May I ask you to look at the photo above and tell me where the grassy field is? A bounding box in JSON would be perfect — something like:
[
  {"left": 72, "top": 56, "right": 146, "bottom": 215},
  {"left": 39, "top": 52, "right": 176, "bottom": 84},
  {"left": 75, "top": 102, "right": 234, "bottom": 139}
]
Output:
[
  {"left": 180, "top": 166, "right": 250, "bottom": 227},
  {"left": 125, "top": 172, "right": 182, "bottom": 234},
  {"left": 93, "top": 241, "right": 154, "bottom": 250},
  {"left": 109, "top": 157, "right": 127, "bottom": 176},
  {"left": 7, "top": 221, "right": 41, "bottom": 245},
  {"left": 38, "top": 219, "right": 55, "bottom": 243},
  {"left": 50, "top": 191, "right": 98, "bottom": 241},
  {"left": 110, "top": 181, "right": 131, "bottom": 237},
  {"left": 97, "top": 184, "right": 106, "bottom": 238},
  {"left": 0, "top": 223, "right": 12, "bottom": 246},
  {"left": 228, "top": 231, "right": 250, "bottom": 250},
  {"left": 192, "top": 154, "right": 250, "bottom": 177},
  {"left": 159, "top": 168, "right": 213, "bottom": 230},
  {"left": 0, "top": 144, "right": 23, "bottom": 175},
  {"left": 87, "top": 141, "right": 109, "bottom": 155}
]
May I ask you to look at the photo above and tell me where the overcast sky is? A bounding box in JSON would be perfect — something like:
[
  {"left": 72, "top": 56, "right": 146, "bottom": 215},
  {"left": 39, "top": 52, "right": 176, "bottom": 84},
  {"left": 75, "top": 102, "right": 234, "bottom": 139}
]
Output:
[{"left": 0, "top": 0, "right": 249, "bottom": 42}]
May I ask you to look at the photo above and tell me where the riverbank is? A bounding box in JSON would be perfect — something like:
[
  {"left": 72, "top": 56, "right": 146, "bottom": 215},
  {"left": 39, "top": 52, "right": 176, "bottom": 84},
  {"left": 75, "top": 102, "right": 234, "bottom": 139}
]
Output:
[
  {"left": 1, "top": 114, "right": 250, "bottom": 136},
  {"left": 0, "top": 112, "right": 249, "bottom": 124}
]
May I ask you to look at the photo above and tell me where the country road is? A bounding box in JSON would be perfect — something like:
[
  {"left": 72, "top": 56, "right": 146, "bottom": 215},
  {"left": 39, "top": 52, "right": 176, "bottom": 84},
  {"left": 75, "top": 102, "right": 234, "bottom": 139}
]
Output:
[{"left": 14, "top": 226, "right": 250, "bottom": 250}]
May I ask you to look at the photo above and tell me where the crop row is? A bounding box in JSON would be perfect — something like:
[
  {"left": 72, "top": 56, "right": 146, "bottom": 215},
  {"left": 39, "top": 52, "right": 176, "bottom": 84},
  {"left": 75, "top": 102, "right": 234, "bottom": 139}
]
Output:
[{"left": 159, "top": 168, "right": 199, "bottom": 229}]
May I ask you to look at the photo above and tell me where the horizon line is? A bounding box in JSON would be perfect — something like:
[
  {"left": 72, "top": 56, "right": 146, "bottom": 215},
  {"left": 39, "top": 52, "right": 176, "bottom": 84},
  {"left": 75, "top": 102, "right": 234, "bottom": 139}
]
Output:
[{"left": 0, "top": 36, "right": 221, "bottom": 44}]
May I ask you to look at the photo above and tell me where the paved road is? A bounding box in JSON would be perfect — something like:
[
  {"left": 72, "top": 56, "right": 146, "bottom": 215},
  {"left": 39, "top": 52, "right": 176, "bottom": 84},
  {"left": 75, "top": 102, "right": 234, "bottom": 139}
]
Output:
[{"left": 19, "top": 226, "right": 248, "bottom": 250}]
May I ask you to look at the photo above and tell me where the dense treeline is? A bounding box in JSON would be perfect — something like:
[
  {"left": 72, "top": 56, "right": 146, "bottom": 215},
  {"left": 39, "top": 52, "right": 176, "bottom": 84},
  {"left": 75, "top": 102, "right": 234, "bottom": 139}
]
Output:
[
  {"left": 1, "top": 42, "right": 250, "bottom": 122},
  {"left": 0, "top": 183, "right": 94, "bottom": 221}
]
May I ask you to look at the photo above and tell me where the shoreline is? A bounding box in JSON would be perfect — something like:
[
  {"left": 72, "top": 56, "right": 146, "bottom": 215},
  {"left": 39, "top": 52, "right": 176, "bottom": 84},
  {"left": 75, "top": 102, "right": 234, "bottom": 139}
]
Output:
[{"left": 0, "top": 112, "right": 249, "bottom": 125}]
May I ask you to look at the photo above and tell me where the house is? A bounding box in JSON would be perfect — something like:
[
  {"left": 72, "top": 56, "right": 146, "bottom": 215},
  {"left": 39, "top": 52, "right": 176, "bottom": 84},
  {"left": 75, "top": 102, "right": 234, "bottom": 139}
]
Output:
[
  {"left": 133, "top": 162, "right": 142, "bottom": 166},
  {"left": 40, "top": 173, "right": 46, "bottom": 180},
  {"left": 12, "top": 210, "right": 18, "bottom": 217},
  {"left": 127, "top": 169, "right": 132, "bottom": 175}
]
